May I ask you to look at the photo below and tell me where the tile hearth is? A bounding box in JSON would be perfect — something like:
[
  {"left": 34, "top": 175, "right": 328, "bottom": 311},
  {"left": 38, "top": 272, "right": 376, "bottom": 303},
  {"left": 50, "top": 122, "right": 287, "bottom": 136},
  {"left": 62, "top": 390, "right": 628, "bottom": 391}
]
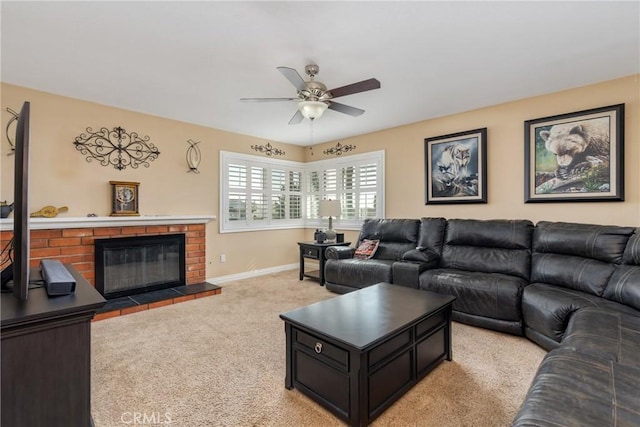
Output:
[{"left": 93, "top": 281, "right": 221, "bottom": 321}]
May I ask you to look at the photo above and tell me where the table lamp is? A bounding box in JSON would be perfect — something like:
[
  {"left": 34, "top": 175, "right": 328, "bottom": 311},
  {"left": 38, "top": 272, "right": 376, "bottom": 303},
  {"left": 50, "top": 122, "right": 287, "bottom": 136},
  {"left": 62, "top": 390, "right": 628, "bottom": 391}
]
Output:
[{"left": 319, "top": 199, "right": 341, "bottom": 242}]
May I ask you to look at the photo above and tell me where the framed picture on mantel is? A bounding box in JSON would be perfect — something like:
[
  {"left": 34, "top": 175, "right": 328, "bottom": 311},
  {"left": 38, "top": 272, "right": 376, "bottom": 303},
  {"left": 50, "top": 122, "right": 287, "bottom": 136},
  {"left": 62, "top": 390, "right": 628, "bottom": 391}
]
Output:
[{"left": 110, "top": 181, "right": 139, "bottom": 216}]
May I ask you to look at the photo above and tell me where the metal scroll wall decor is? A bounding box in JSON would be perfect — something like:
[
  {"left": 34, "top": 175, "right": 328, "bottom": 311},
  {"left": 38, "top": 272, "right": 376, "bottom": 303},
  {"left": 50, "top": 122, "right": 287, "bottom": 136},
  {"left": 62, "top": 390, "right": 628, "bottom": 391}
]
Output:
[
  {"left": 5, "top": 108, "right": 19, "bottom": 152},
  {"left": 186, "top": 139, "right": 201, "bottom": 173},
  {"left": 323, "top": 142, "right": 356, "bottom": 156},
  {"left": 73, "top": 126, "right": 160, "bottom": 171},
  {"left": 251, "top": 142, "right": 285, "bottom": 156}
]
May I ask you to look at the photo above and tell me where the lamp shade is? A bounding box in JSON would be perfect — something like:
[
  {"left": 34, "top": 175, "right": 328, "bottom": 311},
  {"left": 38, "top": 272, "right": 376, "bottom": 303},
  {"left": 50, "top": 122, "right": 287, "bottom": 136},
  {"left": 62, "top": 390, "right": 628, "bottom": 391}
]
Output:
[
  {"left": 319, "top": 199, "right": 341, "bottom": 218},
  {"left": 298, "top": 100, "right": 328, "bottom": 120}
]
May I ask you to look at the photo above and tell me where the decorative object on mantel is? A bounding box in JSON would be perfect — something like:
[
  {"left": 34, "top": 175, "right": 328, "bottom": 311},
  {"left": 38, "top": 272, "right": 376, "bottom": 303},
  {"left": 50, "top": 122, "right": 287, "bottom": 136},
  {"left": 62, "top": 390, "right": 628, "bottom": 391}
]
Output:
[
  {"left": 73, "top": 126, "right": 160, "bottom": 171},
  {"left": 251, "top": 142, "right": 285, "bottom": 156},
  {"left": 109, "top": 181, "right": 139, "bottom": 216},
  {"left": 30, "top": 205, "right": 69, "bottom": 218},
  {"left": 0, "top": 201, "right": 14, "bottom": 218},
  {"left": 5, "top": 108, "right": 19, "bottom": 153},
  {"left": 323, "top": 142, "right": 356, "bottom": 156},
  {"left": 186, "top": 139, "right": 201, "bottom": 173}
]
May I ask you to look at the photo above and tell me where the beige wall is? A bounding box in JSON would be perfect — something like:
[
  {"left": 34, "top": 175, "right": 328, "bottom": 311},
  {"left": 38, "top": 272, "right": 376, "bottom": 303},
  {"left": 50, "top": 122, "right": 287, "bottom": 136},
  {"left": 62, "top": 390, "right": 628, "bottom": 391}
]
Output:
[
  {"left": 2, "top": 75, "right": 639, "bottom": 278},
  {"left": 310, "top": 75, "right": 640, "bottom": 229},
  {"left": 0, "top": 83, "right": 307, "bottom": 278}
]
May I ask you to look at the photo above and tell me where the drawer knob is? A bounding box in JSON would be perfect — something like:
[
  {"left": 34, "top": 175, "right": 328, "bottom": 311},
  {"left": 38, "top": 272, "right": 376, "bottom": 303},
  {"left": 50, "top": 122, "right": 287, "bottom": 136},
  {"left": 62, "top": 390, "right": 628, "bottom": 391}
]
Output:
[{"left": 314, "top": 342, "right": 323, "bottom": 354}]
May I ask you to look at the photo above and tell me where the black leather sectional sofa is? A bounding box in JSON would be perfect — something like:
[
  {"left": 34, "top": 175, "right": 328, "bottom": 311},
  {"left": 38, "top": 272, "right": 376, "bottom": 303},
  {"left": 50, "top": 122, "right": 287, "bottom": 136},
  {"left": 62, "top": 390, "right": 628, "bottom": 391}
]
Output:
[{"left": 324, "top": 218, "right": 640, "bottom": 426}]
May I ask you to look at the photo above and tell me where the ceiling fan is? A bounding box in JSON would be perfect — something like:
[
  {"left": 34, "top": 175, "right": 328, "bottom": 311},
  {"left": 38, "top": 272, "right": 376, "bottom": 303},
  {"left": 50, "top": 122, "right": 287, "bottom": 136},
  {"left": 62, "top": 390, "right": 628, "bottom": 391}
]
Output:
[{"left": 240, "top": 64, "right": 381, "bottom": 125}]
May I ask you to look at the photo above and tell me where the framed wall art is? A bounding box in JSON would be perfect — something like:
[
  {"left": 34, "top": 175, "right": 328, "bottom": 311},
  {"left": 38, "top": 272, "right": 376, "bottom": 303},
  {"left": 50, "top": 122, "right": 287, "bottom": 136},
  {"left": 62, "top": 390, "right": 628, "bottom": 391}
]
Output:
[
  {"left": 524, "top": 104, "right": 624, "bottom": 203},
  {"left": 110, "top": 181, "right": 140, "bottom": 216},
  {"left": 424, "top": 128, "right": 487, "bottom": 204}
]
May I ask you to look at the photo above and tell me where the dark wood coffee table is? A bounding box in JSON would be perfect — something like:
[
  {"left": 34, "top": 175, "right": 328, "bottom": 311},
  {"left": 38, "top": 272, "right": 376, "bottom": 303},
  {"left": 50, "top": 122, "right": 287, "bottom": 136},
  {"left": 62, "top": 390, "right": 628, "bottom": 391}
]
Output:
[{"left": 280, "top": 283, "right": 455, "bottom": 426}]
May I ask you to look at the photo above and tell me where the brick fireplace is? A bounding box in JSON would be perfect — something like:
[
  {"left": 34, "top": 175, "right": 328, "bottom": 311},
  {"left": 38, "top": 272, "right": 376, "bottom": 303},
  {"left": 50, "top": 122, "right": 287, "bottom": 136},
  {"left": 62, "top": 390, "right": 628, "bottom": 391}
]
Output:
[{"left": 0, "top": 215, "right": 216, "bottom": 319}]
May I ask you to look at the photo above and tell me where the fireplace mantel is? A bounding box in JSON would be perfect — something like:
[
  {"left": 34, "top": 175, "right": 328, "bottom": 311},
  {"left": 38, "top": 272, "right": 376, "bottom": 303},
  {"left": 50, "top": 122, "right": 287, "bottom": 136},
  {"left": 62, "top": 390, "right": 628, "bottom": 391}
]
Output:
[{"left": 0, "top": 215, "right": 215, "bottom": 231}]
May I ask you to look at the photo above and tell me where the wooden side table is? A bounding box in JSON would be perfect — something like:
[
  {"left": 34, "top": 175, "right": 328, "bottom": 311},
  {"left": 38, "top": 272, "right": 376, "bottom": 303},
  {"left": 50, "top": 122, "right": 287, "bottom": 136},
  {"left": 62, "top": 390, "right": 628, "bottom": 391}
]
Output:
[{"left": 298, "top": 241, "right": 350, "bottom": 285}]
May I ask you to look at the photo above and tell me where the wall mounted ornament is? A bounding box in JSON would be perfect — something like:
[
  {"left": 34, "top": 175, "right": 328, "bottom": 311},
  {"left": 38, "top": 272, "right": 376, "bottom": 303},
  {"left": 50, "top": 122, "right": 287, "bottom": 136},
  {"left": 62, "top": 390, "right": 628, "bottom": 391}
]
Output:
[
  {"left": 186, "top": 139, "right": 201, "bottom": 173},
  {"left": 323, "top": 142, "right": 356, "bottom": 156},
  {"left": 73, "top": 126, "right": 160, "bottom": 171},
  {"left": 5, "top": 107, "right": 19, "bottom": 153},
  {"left": 251, "top": 142, "right": 285, "bottom": 156}
]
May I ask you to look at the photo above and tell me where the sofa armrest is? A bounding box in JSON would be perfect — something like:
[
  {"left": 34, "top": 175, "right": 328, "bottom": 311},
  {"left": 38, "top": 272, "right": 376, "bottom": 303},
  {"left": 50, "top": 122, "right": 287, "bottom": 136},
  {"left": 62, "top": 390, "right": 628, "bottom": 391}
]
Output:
[
  {"left": 402, "top": 248, "right": 440, "bottom": 266},
  {"left": 392, "top": 261, "right": 435, "bottom": 288},
  {"left": 326, "top": 246, "right": 356, "bottom": 260}
]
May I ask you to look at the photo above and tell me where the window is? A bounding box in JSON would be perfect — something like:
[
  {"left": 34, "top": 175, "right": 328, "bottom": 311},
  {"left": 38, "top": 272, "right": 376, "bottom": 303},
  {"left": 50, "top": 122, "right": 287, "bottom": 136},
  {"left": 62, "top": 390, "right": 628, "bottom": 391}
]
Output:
[
  {"left": 221, "top": 152, "right": 305, "bottom": 232},
  {"left": 220, "top": 150, "right": 384, "bottom": 232},
  {"left": 306, "top": 151, "right": 384, "bottom": 229}
]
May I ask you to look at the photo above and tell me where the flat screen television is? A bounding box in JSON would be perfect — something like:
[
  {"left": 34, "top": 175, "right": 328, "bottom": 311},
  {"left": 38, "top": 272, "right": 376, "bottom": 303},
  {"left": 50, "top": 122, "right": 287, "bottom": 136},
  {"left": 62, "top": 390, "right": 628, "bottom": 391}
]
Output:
[{"left": 1, "top": 101, "right": 31, "bottom": 300}]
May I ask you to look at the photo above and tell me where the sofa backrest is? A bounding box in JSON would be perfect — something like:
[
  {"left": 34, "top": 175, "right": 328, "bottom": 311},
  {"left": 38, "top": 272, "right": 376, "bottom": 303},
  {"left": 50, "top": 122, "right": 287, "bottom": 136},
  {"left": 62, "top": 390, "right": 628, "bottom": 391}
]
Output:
[
  {"left": 440, "top": 219, "right": 534, "bottom": 279},
  {"left": 531, "top": 221, "right": 635, "bottom": 296},
  {"left": 402, "top": 217, "right": 447, "bottom": 263},
  {"left": 358, "top": 218, "right": 420, "bottom": 260},
  {"left": 603, "top": 230, "right": 640, "bottom": 311}
]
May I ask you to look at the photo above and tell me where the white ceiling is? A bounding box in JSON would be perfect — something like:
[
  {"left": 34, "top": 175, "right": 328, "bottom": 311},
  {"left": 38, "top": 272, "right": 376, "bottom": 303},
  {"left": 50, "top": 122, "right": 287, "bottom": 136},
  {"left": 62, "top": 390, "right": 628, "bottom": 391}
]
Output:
[{"left": 1, "top": 1, "right": 639, "bottom": 146}]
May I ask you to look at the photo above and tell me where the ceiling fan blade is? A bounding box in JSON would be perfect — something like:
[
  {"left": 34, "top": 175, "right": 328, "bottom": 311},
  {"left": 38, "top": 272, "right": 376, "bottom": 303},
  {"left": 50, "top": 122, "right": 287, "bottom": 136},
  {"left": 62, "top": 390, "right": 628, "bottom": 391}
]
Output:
[
  {"left": 240, "top": 97, "right": 297, "bottom": 102},
  {"left": 277, "top": 67, "right": 308, "bottom": 92},
  {"left": 328, "top": 101, "right": 365, "bottom": 117},
  {"left": 327, "top": 78, "right": 381, "bottom": 99},
  {"left": 288, "top": 110, "right": 304, "bottom": 125}
]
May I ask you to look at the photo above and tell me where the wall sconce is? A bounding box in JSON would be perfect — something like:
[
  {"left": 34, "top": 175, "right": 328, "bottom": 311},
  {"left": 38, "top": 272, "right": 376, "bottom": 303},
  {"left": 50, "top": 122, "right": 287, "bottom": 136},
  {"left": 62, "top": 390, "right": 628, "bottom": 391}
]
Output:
[
  {"left": 186, "top": 139, "right": 201, "bottom": 173},
  {"left": 5, "top": 108, "right": 18, "bottom": 153}
]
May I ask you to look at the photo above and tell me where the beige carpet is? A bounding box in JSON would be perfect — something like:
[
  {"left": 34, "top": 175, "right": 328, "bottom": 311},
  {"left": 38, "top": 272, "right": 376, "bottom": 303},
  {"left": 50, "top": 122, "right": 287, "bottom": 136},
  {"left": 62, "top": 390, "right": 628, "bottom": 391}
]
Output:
[{"left": 91, "top": 271, "right": 546, "bottom": 426}]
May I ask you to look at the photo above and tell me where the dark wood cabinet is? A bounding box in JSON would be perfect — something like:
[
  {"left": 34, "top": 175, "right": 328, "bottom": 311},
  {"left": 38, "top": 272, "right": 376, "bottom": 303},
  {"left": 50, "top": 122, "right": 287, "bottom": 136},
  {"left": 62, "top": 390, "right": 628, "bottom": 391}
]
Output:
[
  {"left": 1, "top": 266, "right": 106, "bottom": 427},
  {"left": 281, "top": 284, "right": 455, "bottom": 426}
]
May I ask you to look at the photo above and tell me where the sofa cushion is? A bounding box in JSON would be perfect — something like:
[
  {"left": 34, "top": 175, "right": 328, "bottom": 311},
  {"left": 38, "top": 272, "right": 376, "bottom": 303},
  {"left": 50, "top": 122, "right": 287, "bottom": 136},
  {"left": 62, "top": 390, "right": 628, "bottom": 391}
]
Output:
[
  {"left": 563, "top": 308, "right": 640, "bottom": 368},
  {"left": 603, "top": 231, "right": 640, "bottom": 311},
  {"left": 324, "top": 258, "right": 394, "bottom": 290},
  {"left": 530, "top": 222, "right": 635, "bottom": 298},
  {"left": 533, "top": 221, "right": 634, "bottom": 264},
  {"left": 604, "top": 265, "right": 640, "bottom": 311},
  {"left": 513, "top": 348, "right": 640, "bottom": 427},
  {"left": 358, "top": 218, "right": 420, "bottom": 260},
  {"left": 420, "top": 269, "right": 528, "bottom": 322},
  {"left": 522, "top": 283, "right": 640, "bottom": 346},
  {"left": 530, "top": 252, "right": 616, "bottom": 296},
  {"left": 440, "top": 219, "right": 533, "bottom": 280}
]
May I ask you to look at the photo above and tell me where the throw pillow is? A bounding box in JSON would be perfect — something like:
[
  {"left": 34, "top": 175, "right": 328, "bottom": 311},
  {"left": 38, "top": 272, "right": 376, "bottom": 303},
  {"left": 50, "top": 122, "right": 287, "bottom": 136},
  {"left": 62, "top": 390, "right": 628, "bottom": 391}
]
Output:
[{"left": 354, "top": 239, "right": 380, "bottom": 259}]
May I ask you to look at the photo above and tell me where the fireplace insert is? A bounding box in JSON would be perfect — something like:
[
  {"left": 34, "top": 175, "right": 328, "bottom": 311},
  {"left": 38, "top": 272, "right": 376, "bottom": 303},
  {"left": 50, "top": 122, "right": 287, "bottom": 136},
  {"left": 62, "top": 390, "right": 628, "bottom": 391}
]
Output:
[{"left": 95, "top": 234, "right": 186, "bottom": 299}]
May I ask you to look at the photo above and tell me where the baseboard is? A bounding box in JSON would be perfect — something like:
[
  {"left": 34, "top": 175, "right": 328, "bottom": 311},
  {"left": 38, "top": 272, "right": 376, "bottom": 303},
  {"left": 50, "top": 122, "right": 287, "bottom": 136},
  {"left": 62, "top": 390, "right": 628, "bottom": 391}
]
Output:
[{"left": 207, "top": 263, "right": 298, "bottom": 284}]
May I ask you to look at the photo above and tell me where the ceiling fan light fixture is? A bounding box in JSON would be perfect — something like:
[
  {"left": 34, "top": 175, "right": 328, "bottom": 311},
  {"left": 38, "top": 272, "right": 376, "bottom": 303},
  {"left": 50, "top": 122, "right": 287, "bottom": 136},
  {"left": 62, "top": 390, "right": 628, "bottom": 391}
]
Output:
[{"left": 298, "top": 100, "right": 328, "bottom": 120}]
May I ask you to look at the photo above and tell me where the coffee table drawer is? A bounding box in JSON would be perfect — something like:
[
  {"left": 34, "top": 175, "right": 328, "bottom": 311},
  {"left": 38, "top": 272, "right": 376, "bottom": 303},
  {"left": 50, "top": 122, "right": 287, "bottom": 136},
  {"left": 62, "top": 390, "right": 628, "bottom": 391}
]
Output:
[
  {"left": 368, "top": 330, "right": 411, "bottom": 368},
  {"left": 416, "top": 309, "right": 446, "bottom": 338},
  {"left": 295, "top": 329, "right": 348, "bottom": 369},
  {"left": 416, "top": 327, "right": 446, "bottom": 376}
]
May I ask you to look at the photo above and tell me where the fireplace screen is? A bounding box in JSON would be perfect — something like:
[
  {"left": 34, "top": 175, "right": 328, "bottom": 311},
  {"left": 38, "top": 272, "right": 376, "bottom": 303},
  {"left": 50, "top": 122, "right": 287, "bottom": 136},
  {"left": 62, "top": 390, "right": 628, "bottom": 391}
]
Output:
[{"left": 95, "top": 234, "right": 186, "bottom": 299}]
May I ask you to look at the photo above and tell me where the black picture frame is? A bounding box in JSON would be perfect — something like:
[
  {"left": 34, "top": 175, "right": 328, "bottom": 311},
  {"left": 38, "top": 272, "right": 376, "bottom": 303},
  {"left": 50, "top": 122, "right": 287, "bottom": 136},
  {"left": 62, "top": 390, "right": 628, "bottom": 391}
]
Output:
[
  {"left": 424, "top": 128, "right": 487, "bottom": 204},
  {"left": 524, "top": 104, "right": 624, "bottom": 203}
]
